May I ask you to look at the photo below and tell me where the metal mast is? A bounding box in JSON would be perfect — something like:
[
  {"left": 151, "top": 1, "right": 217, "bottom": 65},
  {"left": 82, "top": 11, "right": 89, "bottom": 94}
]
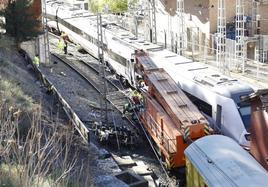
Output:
[
  {"left": 216, "top": 0, "right": 226, "bottom": 72},
  {"left": 41, "top": 0, "right": 50, "bottom": 64},
  {"left": 149, "top": 0, "right": 157, "bottom": 44},
  {"left": 251, "top": 0, "right": 260, "bottom": 36},
  {"left": 97, "top": 13, "right": 108, "bottom": 125},
  {"left": 235, "top": 0, "right": 245, "bottom": 72},
  {"left": 252, "top": 0, "right": 261, "bottom": 61},
  {"left": 177, "top": 0, "right": 185, "bottom": 55}
]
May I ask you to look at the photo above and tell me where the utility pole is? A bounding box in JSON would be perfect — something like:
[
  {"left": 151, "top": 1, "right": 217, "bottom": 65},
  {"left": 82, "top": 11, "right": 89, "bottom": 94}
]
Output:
[
  {"left": 252, "top": 0, "right": 261, "bottom": 79},
  {"left": 235, "top": 0, "right": 245, "bottom": 73},
  {"left": 177, "top": 0, "right": 185, "bottom": 55},
  {"left": 252, "top": 0, "right": 261, "bottom": 61},
  {"left": 41, "top": 0, "right": 50, "bottom": 64},
  {"left": 251, "top": 0, "right": 260, "bottom": 37},
  {"left": 97, "top": 13, "right": 108, "bottom": 125},
  {"left": 97, "top": 12, "right": 120, "bottom": 150},
  {"left": 216, "top": 0, "right": 226, "bottom": 73},
  {"left": 149, "top": 0, "right": 157, "bottom": 44}
]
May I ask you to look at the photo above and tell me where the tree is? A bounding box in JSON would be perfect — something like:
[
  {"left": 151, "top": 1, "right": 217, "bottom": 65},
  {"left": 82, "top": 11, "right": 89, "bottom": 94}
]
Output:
[
  {"left": 89, "top": 0, "right": 138, "bottom": 14},
  {"left": 0, "top": 0, "right": 41, "bottom": 45},
  {"left": 108, "top": 0, "right": 128, "bottom": 13}
]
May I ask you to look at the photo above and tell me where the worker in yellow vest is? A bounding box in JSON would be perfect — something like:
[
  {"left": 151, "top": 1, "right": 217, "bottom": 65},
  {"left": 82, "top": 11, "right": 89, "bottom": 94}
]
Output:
[
  {"left": 58, "top": 38, "right": 64, "bottom": 52},
  {"left": 33, "top": 54, "right": 40, "bottom": 67}
]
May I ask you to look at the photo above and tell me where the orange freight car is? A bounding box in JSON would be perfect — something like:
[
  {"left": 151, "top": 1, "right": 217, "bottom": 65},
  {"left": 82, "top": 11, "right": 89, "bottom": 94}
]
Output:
[
  {"left": 135, "top": 50, "right": 211, "bottom": 168},
  {"left": 140, "top": 91, "right": 188, "bottom": 168}
]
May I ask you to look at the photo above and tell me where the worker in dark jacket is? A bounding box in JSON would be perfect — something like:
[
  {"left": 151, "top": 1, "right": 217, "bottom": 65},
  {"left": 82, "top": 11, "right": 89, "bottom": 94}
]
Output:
[
  {"left": 63, "top": 40, "right": 68, "bottom": 54},
  {"left": 61, "top": 31, "right": 68, "bottom": 54}
]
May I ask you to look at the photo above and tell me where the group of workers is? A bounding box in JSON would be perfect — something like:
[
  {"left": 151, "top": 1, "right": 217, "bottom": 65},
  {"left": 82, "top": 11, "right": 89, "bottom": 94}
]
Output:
[
  {"left": 33, "top": 31, "right": 69, "bottom": 67},
  {"left": 123, "top": 90, "right": 144, "bottom": 119}
]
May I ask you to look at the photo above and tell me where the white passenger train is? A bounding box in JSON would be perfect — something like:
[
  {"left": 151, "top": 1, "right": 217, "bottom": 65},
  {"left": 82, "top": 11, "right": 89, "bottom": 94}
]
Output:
[{"left": 46, "top": 2, "right": 254, "bottom": 147}]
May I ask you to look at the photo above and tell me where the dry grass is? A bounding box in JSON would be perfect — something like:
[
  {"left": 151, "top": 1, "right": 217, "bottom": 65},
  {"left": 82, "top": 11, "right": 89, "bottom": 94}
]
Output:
[
  {"left": 0, "top": 79, "right": 34, "bottom": 110},
  {"left": 0, "top": 78, "right": 92, "bottom": 187},
  {"left": 0, "top": 46, "right": 95, "bottom": 186}
]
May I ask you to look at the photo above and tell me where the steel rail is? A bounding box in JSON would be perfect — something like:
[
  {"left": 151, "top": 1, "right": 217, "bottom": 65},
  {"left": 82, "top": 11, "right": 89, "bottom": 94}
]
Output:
[{"left": 51, "top": 53, "right": 138, "bottom": 130}]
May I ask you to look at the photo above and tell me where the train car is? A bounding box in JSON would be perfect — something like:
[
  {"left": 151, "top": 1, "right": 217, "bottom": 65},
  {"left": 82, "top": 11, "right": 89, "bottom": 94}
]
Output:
[
  {"left": 135, "top": 50, "right": 210, "bottom": 168},
  {"left": 241, "top": 89, "right": 268, "bottom": 171},
  {"left": 148, "top": 50, "right": 254, "bottom": 147},
  {"left": 45, "top": 2, "right": 254, "bottom": 147},
  {"left": 46, "top": 2, "right": 160, "bottom": 86},
  {"left": 184, "top": 135, "right": 268, "bottom": 187}
]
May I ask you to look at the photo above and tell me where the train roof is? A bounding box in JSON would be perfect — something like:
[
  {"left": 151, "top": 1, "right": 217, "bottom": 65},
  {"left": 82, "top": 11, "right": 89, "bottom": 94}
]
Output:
[
  {"left": 149, "top": 50, "right": 254, "bottom": 101},
  {"left": 47, "top": 2, "right": 253, "bottom": 101},
  {"left": 185, "top": 135, "right": 268, "bottom": 187},
  {"left": 51, "top": 6, "right": 161, "bottom": 53},
  {"left": 104, "top": 23, "right": 163, "bottom": 51}
]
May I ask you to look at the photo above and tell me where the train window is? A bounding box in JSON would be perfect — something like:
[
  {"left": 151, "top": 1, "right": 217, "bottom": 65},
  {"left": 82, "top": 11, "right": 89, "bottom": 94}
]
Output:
[
  {"left": 185, "top": 92, "right": 212, "bottom": 117},
  {"left": 165, "top": 55, "right": 177, "bottom": 58},
  {"left": 121, "top": 34, "right": 129, "bottom": 37},
  {"left": 103, "top": 44, "right": 108, "bottom": 50},
  {"left": 238, "top": 105, "right": 251, "bottom": 131},
  {"left": 108, "top": 50, "right": 127, "bottom": 67},
  {"left": 211, "top": 74, "right": 220, "bottom": 77}
]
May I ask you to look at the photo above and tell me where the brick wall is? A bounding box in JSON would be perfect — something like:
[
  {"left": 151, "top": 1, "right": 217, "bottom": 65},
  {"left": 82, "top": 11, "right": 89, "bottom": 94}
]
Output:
[
  {"left": 0, "top": 0, "right": 41, "bottom": 18},
  {"left": 30, "top": 0, "right": 42, "bottom": 31},
  {"left": 161, "top": 0, "right": 177, "bottom": 16},
  {"left": 30, "top": 0, "right": 42, "bottom": 21},
  {"left": 260, "top": 4, "right": 268, "bottom": 34},
  {"left": 209, "top": 0, "right": 268, "bottom": 35},
  {"left": 0, "top": 0, "right": 42, "bottom": 31},
  {"left": 162, "top": 0, "right": 268, "bottom": 35},
  {"left": 0, "top": 0, "right": 9, "bottom": 9}
]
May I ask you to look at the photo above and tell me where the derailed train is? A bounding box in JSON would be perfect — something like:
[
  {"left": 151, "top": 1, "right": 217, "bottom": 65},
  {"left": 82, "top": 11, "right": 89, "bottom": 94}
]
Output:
[
  {"left": 134, "top": 50, "right": 210, "bottom": 168},
  {"left": 185, "top": 135, "right": 268, "bottom": 187},
  {"left": 46, "top": 2, "right": 254, "bottom": 148}
]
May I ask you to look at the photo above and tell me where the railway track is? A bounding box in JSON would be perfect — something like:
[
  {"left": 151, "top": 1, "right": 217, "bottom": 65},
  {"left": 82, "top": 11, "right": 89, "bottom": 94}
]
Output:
[
  {"left": 47, "top": 33, "right": 176, "bottom": 186},
  {"left": 50, "top": 52, "right": 139, "bottom": 131},
  {"left": 49, "top": 35, "right": 131, "bottom": 112},
  {"left": 62, "top": 53, "right": 130, "bottom": 113}
]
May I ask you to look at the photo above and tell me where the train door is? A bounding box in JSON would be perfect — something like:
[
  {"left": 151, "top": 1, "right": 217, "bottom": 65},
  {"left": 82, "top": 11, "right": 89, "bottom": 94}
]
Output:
[
  {"left": 125, "top": 59, "right": 134, "bottom": 85},
  {"left": 130, "top": 59, "right": 135, "bottom": 85},
  {"left": 216, "top": 105, "right": 222, "bottom": 131}
]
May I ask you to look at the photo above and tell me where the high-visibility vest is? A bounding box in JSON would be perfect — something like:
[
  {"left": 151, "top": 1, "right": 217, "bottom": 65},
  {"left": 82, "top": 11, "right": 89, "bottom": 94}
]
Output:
[
  {"left": 34, "top": 56, "right": 40, "bottom": 67},
  {"left": 58, "top": 39, "right": 64, "bottom": 50}
]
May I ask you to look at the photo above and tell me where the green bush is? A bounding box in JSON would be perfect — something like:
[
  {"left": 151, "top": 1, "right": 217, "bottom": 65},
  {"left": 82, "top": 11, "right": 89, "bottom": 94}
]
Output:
[{"left": 89, "top": 0, "right": 138, "bottom": 13}]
